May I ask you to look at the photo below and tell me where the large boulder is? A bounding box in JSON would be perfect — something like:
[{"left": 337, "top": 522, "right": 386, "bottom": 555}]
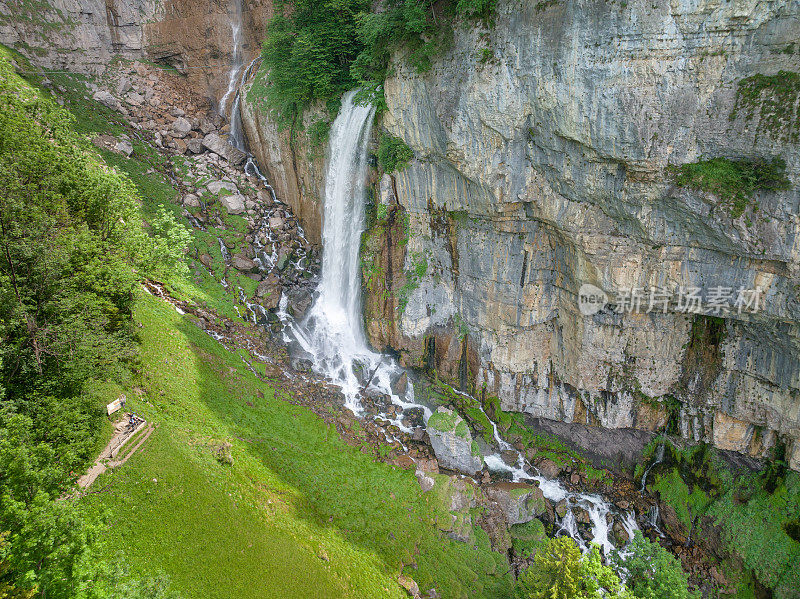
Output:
[
  {"left": 220, "top": 194, "right": 246, "bottom": 215},
  {"left": 232, "top": 255, "right": 257, "bottom": 272},
  {"left": 92, "top": 90, "right": 117, "bottom": 109},
  {"left": 171, "top": 117, "right": 193, "bottom": 138},
  {"left": 483, "top": 481, "right": 547, "bottom": 526},
  {"left": 426, "top": 408, "right": 482, "bottom": 475},
  {"left": 207, "top": 180, "right": 239, "bottom": 195},
  {"left": 201, "top": 132, "right": 246, "bottom": 166}
]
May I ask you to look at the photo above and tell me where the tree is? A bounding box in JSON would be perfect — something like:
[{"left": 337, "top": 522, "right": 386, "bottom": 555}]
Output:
[
  {"left": 516, "top": 536, "right": 632, "bottom": 599},
  {"left": 611, "top": 531, "right": 699, "bottom": 599}
]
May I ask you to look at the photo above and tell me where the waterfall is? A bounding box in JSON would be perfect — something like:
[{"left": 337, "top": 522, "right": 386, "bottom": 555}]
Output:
[
  {"left": 219, "top": 0, "right": 244, "bottom": 118},
  {"left": 640, "top": 441, "right": 666, "bottom": 492},
  {"left": 219, "top": 0, "right": 278, "bottom": 201},
  {"left": 289, "top": 91, "right": 383, "bottom": 408}
]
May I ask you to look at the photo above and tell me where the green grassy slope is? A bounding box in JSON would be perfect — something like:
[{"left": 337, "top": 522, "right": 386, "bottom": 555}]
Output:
[{"left": 85, "top": 292, "right": 511, "bottom": 598}]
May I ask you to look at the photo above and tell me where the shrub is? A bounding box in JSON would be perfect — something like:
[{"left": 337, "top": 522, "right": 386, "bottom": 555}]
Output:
[
  {"left": 377, "top": 131, "right": 414, "bottom": 173},
  {"left": 611, "top": 531, "right": 699, "bottom": 599},
  {"left": 515, "top": 536, "right": 630, "bottom": 599}
]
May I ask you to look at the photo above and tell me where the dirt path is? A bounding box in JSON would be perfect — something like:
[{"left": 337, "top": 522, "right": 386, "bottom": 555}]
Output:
[{"left": 77, "top": 419, "right": 154, "bottom": 489}]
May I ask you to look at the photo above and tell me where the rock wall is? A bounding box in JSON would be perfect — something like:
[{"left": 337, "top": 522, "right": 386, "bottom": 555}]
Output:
[
  {"left": 0, "top": 0, "right": 272, "bottom": 107},
  {"left": 239, "top": 83, "right": 327, "bottom": 244},
  {"left": 371, "top": 0, "right": 800, "bottom": 469}
]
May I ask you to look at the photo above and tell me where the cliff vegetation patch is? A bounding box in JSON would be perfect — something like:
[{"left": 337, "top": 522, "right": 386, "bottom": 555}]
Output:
[
  {"left": 730, "top": 70, "right": 800, "bottom": 142},
  {"left": 261, "top": 0, "right": 496, "bottom": 123},
  {"left": 667, "top": 157, "right": 790, "bottom": 218},
  {"left": 377, "top": 131, "right": 414, "bottom": 173}
]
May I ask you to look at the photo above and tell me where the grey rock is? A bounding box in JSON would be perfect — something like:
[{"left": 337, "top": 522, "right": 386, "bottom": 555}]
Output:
[
  {"left": 125, "top": 92, "right": 144, "bottom": 106},
  {"left": 92, "top": 90, "right": 117, "bottom": 109},
  {"left": 426, "top": 408, "right": 482, "bottom": 475},
  {"left": 171, "top": 117, "right": 193, "bottom": 138},
  {"left": 232, "top": 255, "right": 256, "bottom": 272},
  {"left": 220, "top": 194, "right": 246, "bottom": 215},
  {"left": 116, "top": 77, "right": 132, "bottom": 95},
  {"left": 484, "top": 482, "right": 547, "bottom": 526},
  {"left": 207, "top": 180, "right": 239, "bottom": 196},
  {"left": 186, "top": 138, "right": 204, "bottom": 154},
  {"left": 183, "top": 194, "right": 200, "bottom": 208},
  {"left": 114, "top": 139, "right": 134, "bottom": 157},
  {"left": 201, "top": 133, "right": 246, "bottom": 166}
]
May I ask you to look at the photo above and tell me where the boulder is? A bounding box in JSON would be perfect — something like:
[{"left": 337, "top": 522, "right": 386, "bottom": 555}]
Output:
[
  {"left": 415, "top": 470, "right": 435, "bottom": 493},
  {"left": 484, "top": 482, "right": 547, "bottom": 525},
  {"left": 171, "top": 117, "right": 192, "bottom": 139},
  {"left": 232, "top": 255, "right": 257, "bottom": 272},
  {"left": 398, "top": 576, "right": 420, "bottom": 599},
  {"left": 535, "top": 458, "right": 562, "bottom": 479},
  {"left": 220, "top": 194, "right": 246, "bottom": 215},
  {"left": 183, "top": 194, "right": 200, "bottom": 208},
  {"left": 207, "top": 180, "right": 239, "bottom": 195},
  {"left": 426, "top": 408, "right": 482, "bottom": 475},
  {"left": 612, "top": 519, "right": 630, "bottom": 547},
  {"left": 125, "top": 92, "right": 144, "bottom": 106},
  {"left": 256, "top": 276, "right": 282, "bottom": 309},
  {"left": 285, "top": 287, "right": 313, "bottom": 319},
  {"left": 186, "top": 138, "right": 204, "bottom": 154},
  {"left": 201, "top": 132, "right": 246, "bottom": 166},
  {"left": 116, "top": 77, "right": 132, "bottom": 95},
  {"left": 114, "top": 139, "right": 134, "bottom": 157},
  {"left": 92, "top": 90, "right": 117, "bottom": 109}
]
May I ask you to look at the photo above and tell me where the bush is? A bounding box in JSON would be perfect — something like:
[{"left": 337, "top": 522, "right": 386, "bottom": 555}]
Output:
[
  {"left": 262, "top": 0, "right": 497, "bottom": 121},
  {"left": 515, "top": 536, "right": 630, "bottom": 599},
  {"left": 377, "top": 132, "right": 414, "bottom": 173}
]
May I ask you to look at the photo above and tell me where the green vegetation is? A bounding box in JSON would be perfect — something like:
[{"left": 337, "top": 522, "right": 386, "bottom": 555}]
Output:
[
  {"left": 515, "top": 536, "right": 630, "bottom": 599},
  {"left": 398, "top": 250, "right": 429, "bottom": 314},
  {"left": 0, "top": 49, "right": 188, "bottom": 598},
  {"left": 731, "top": 70, "right": 800, "bottom": 142},
  {"left": 640, "top": 438, "right": 800, "bottom": 598},
  {"left": 427, "top": 409, "right": 460, "bottom": 432},
  {"left": 509, "top": 520, "right": 546, "bottom": 559},
  {"left": 82, "top": 293, "right": 513, "bottom": 598},
  {"left": 611, "top": 531, "right": 698, "bottom": 599},
  {"left": 260, "top": 0, "right": 497, "bottom": 122},
  {"left": 377, "top": 131, "right": 414, "bottom": 173},
  {"left": 668, "top": 156, "right": 790, "bottom": 218}
]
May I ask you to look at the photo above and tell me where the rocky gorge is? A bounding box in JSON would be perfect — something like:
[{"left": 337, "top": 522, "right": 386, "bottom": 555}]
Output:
[{"left": 2, "top": 0, "right": 799, "bottom": 597}]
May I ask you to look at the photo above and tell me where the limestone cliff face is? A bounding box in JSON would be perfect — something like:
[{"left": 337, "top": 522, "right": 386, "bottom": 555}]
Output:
[
  {"left": 372, "top": 0, "right": 800, "bottom": 468},
  {"left": 0, "top": 0, "right": 157, "bottom": 74},
  {"left": 0, "top": 0, "right": 272, "bottom": 107},
  {"left": 240, "top": 83, "right": 327, "bottom": 244}
]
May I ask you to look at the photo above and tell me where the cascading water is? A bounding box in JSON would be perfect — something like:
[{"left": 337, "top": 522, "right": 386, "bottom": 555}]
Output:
[
  {"left": 640, "top": 441, "right": 666, "bottom": 492},
  {"left": 287, "top": 91, "right": 417, "bottom": 417},
  {"left": 278, "top": 92, "right": 637, "bottom": 553},
  {"left": 219, "top": 0, "right": 244, "bottom": 118}
]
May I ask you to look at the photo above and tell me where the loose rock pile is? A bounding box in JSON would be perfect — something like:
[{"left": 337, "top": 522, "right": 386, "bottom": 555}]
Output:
[{"left": 89, "top": 61, "right": 318, "bottom": 325}]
